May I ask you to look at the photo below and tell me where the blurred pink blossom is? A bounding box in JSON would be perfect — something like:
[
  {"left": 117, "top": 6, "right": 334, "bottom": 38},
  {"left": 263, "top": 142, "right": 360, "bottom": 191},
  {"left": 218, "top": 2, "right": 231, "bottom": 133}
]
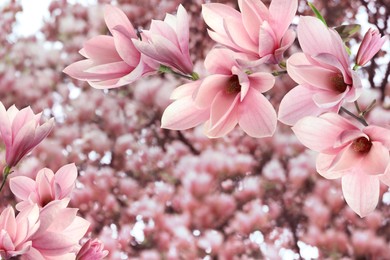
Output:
[
  {"left": 10, "top": 164, "right": 78, "bottom": 211},
  {"left": 279, "top": 16, "right": 362, "bottom": 125},
  {"left": 356, "top": 28, "right": 387, "bottom": 67},
  {"left": 162, "top": 48, "right": 276, "bottom": 138},
  {"left": 202, "top": 0, "right": 297, "bottom": 64},
  {"left": 292, "top": 113, "right": 390, "bottom": 217},
  {"left": 76, "top": 238, "right": 108, "bottom": 260},
  {"left": 0, "top": 102, "right": 54, "bottom": 168},
  {"left": 133, "top": 4, "right": 194, "bottom": 75},
  {"left": 0, "top": 205, "right": 40, "bottom": 259},
  {"left": 63, "top": 5, "right": 155, "bottom": 89}
]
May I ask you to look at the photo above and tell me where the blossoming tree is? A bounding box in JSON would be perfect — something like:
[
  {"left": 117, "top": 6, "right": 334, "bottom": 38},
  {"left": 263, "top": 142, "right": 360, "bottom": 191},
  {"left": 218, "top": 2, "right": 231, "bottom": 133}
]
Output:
[{"left": 0, "top": 0, "right": 389, "bottom": 259}]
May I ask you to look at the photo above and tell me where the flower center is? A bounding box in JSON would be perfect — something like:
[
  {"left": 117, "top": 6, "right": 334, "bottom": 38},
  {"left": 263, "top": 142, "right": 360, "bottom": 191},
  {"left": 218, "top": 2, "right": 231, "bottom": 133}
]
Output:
[
  {"left": 226, "top": 75, "right": 241, "bottom": 94},
  {"left": 331, "top": 74, "right": 348, "bottom": 93},
  {"left": 351, "top": 137, "right": 372, "bottom": 153}
]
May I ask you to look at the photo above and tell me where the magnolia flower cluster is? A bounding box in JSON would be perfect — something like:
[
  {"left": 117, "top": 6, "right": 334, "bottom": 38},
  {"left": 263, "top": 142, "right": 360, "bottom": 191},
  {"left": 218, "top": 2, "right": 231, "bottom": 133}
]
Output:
[
  {"left": 0, "top": 103, "right": 108, "bottom": 259},
  {"left": 63, "top": 0, "right": 389, "bottom": 218}
]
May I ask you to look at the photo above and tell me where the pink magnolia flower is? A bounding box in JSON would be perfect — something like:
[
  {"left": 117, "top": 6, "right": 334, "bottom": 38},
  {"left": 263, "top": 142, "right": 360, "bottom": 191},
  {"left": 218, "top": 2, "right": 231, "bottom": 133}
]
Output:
[
  {"left": 0, "top": 205, "right": 40, "bottom": 259},
  {"left": 132, "top": 4, "right": 193, "bottom": 75},
  {"left": 0, "top": 102, "right": 54, "bottom": 168},
  {"left": 356, "top": 28, "right": 388, "bottom": 67},
  {"left": 162, "top": 48, "right": 276, "bottom": 138},
  {"left": 63, "top": 5, "right": 156, "bottom": 89},
  {"left": 202, "top": 0, "right": 297, "bottom": 64},
  {"left": 279, "top": 16, "right": 362, "bottom": 125},
  {"left": 24, "top": 199, "right": 90, "bottom": 259},
  {"left": 76, "top": 239, "right": 108, "bottom": 260},
  {"left": 292, "top": 113, "right": 390, "bottom": 217},
  {"left": 10, "top": 163, "right": 78, "bottom": 211}
]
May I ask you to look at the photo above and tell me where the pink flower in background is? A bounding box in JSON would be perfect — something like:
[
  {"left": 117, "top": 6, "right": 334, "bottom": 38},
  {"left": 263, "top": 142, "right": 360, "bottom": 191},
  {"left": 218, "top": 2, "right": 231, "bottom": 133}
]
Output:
[
  {"left": 279, "top": 16, "right": 362, "bottom": 125},
  {"left": 10, "top": 163, "right": 78, "bottom": 211},
  {"left": 132, "top": 4, "right": 193, "bottom": 75},
  {"left": 162, "top": 48, "right": 276, "bottom": 138},
  {"left": 76, "top": 239, "right": 108, "bottom": 260},
  {"left": 292, "top": 113, "right": 390, "bottom": 217},
  {"left": 25, "top": 199, "right": 90, "bottom": 259},
  {"left": 63, "top": 5, "right": 156, "bottom": 89},
  {"left": 356, "top": 28, "right": 388, "bottom": 67},
  {"left": 0, "top": 205, "right": 40, "bottom": 259},
  {"left": 0, "top": 102, "right": 54, "bottom": 168},
  {"left": 202, "top": 0, "right": 297, "bottom": 64}
]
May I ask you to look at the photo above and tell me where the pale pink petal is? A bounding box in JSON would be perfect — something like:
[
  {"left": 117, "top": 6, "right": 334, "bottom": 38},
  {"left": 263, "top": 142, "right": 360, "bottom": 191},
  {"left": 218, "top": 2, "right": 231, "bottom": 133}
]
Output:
[
  {"left": 312, "top": 89, "right": 347, "bottom": 108},
  {"left": 359, "top": 142, "right": 389, "bottom": 175},
  {"left": 287, "top": 53, "right": 340, "bottom": 90},
  {"left": 103, "top": 5, "right": 136, "bottom": 38},
  {"left": 9, "top": 176, "right": 36, "bottom": 201},
  {"left": 0, "top": 207, "right": 16, "bottom": 240},
  {"left": 204, "top": 48, "right": 242, "bottom": 75},
  {"left": 161, "top": 97, "right": 209, "bottom": 130},
  {"left": 342, "top": 171, "right": 379, "bottom": 217},
  {"left": 81, "top": 35, "right": 121, "bottom": 63},
  {"left": 238, "top": 0, "right": 268, "bottom": 42},
  {"left": 202, "top": 3, "right": 241, "bottom": 36},
  {"left": 85, "top": 61, "right": 132, "bottom": 75},
  {"left": 0, "top": 102, "right": 12, "bottom": 148},
  {"left": 258, "top": 21, "right": 277, "bottom": 57},
  {"left": 248, "top": 72, "right": 275, "bottom": 93},
  {"left": 292, "top": 115, "right": 352, "bottom": 153},
  {"left": 327, "top": 145, "right": 363, "bottom": 172},
  {"left": 269, "top": 0, "right": 297, "bottom": 40},
  {"left": 364, "top": 125, "right": 390, "bottom": 149},
  {"left": 274, "top": 29, "right": 296, "bottom": 63},
  {"left": 316, "top": 153, "right": 350, "bottom": 179},
  {"left": 149, "top": 20, "right": 179, "bottom": 48},
  {"left": 11, "top": 107, "right": 36, "bottom": 138},
  {"left": 32, "top": 232, "right": 79, "bottom": 256},
  {"left": 278, "top": 85, "right": 335, "bottom": 126},
  {"left": 54, "top": 163, "right": 78, "bottom": 198},
  {"left": 238, "top": 88, "right": 276, "bottom": 138},
  {"left": 205, "top": 92, "right": 240, "bottom": 138},
  {"left": 170, "top": 81, "right": 201, "bottom": 100},
  {"left": 223, "top": 17, "right": 257, "bottom": 54},
  {"left": 194, "top": 75, "right": 229, "bottom": 108},
  {"left": 379, "top": 163, "right": 390, "bottom": 186},
  {"left": 176, "top": 5, "right": 190, "bottom": 55},
  {"left": 111, "top": 26, "right": 140, "bottom": 67}
]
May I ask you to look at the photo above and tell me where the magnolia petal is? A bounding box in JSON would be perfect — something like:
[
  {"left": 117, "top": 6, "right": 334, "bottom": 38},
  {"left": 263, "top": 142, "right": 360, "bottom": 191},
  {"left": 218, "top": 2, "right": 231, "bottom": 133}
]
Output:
[
  {"left": 161, "top": 97, "right": 209, "bottom": 130},
  {"left": 316, "top": 153, "right": 350, "bottom": 179},
  {"left": 176, "top": 4, "right": 190, "bottom": 55},
  {"left": 248, "top": 72, "right": 275, "bottom": 93},
  {"left": 81, "top": 35, "right": 121, "bottom": 62},
  {"left": 379, "top": 164, "right": 390, "bottom": 187},
  {"left": 170, "top": 81, "right": 201, "bottom": 100},
  {"left": 54, "top": 163, "right": 78, "bottom": 198},
  {"left": 278, "top": 85, "right": 332, "bottom": 126},
  {"left": 269, "top": 0, "right": 297, "bottom": 40},
  {"left": 223, "top": 17, "right": 257, "bottom": 54},
  {"left": 342, "top": 171, "right": 379, "bottom": 217},
  {"left": 292, "top": 115, "right": 351, "bottom": 153},
  {"left": 9, "top": 176, "right": 36, "bottom": 201},
  {"left": 202, "top": 3, "right": 241, "bottom": 35},
  {"left": 360, "top": 142, "right": 389, "bottom": 175},
  {"left": 194, "top": 75, "right": 229, "bottom": 109},
  {"left": 238, "top": 89, "right": 276, "bottom": 138},
  {"left": 104, "top": 5, "right": 136, "bottom": 38},
  {"left": 111, "top": 26, "right": 140, "bottom": 67},
  {"left": 364, "top": 125, "right": 390, "bottom": 149},
  {"left": 205, "top": 92, "right": 239, "bottom": 138}
]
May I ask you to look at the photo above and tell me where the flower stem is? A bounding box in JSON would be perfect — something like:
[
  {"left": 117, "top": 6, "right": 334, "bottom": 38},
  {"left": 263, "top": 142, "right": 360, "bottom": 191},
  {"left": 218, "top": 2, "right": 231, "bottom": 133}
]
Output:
[
  {"left": 340, "top": 106, "right": 368, "bottom": 126},
  {"left": 159, "top": 65, "right": 199, "bottom": 81},
  {"left": 0, "top": 166, "right": 12, "bottom": 192}
]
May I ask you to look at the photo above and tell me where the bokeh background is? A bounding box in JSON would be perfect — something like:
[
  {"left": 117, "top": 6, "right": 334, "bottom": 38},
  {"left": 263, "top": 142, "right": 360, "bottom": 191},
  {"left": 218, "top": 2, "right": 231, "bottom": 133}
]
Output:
[{"left": 0, "top": 0, "right": 389, "bottom": 259}]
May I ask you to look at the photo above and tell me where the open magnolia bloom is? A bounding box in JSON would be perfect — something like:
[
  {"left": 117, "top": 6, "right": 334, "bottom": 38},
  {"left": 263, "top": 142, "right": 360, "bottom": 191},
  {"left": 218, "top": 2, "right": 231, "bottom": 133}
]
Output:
[
  {"left": 292, "top": 113, "right": 390, "bottom": 217},
  {"left": 63, "top": 5, "right": 156, "bottom": 89},
  {"left": 279, "top": 16, "right": 362, "bottom": 125},
  {"left": 202, "top": 0, "right": 297, "bottom": 65},
  {"left": 10, "top": 164, "right": 78, "bottom": 211},
  {"left": 162, "top": 48, "right": 276, "bottom": 138}
]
